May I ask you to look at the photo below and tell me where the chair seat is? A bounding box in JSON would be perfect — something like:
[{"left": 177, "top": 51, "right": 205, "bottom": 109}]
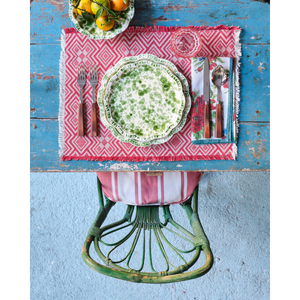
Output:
[
  {"left": 97, "top": 172, "right": 204, "bottom": 206},
  {"left": 82, "top": 172, "right": 213, "bottom": 283}
]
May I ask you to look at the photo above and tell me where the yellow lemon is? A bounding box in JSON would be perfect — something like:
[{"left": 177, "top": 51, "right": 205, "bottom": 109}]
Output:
[
  {"left": 96, "top": 16, "right": 115, "bottom": 31},
  {"left": 77, "top": 0, "right": 94, "bottom": 16},
  {"left": 91, "top": 0, "right": 111, "bottom": 17}
]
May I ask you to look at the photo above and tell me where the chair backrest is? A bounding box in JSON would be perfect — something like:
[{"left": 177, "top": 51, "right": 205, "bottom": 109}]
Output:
[{"left": 96, "top": 172, "right": 204, "bottom": 206}]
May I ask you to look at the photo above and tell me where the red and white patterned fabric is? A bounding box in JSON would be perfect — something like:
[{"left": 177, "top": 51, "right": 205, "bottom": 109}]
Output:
[
  {"left": 97, "top": 172, "right": 203, "bottom": 206},
  {"left": 60, "top": 26, "right": 240, "bottom": 162}
]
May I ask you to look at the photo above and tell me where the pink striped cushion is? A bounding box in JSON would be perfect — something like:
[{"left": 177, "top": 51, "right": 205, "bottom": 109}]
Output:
[{"left": 96, "top": 172, "right": 204, "bottom": 206}]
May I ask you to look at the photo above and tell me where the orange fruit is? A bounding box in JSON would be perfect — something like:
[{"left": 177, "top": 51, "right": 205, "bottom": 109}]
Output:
[
  {"left": 110, "top": 0, "right": 129, "bottom": 12},
  {"left": 96, "top": 16, "right": 115, "bottom": 31},
  {"left": 77, "top": 0, "right": 94, "bottom": 16}
]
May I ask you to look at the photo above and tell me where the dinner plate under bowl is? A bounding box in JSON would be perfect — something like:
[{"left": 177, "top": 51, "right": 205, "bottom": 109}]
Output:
[{"left": 97, "top": 54, "right": 191, "bottom": 147}]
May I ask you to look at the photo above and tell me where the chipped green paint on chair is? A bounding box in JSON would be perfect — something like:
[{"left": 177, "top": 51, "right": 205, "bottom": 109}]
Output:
[{"left": 82, "top": 177, "right": 213, "bottom": 283}]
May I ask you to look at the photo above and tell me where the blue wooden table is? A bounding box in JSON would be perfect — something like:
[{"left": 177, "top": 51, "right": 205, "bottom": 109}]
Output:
[{"left": 30, "top": 0, "right": 270, "bottom": 172}]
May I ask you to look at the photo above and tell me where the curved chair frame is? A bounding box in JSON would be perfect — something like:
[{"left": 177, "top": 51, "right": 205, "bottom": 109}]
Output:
[{"left": 82, "top": 177, "right": 213, "bottom": 283}]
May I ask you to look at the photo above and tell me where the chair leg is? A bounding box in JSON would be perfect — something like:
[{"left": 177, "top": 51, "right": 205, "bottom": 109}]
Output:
[{"left": 82, "top": 177, "right": 213, "bottom": 283}]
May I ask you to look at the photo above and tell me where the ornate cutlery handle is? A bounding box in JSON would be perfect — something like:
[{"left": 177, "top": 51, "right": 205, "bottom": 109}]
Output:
[
  {"left": 215, "top": 104, "right": 222, "bottom": 138},
  {"left": 77, "top": 102, "right": 84, "bottom": 136},
  {"left": 203, "top": 103, "right": 211, "bottom": 138},
  {"left": 215, "top": 87, "right": 222, "bottom": 138},
  {"left": 91, "top": 103, "right": 98, "bottom": 136}
]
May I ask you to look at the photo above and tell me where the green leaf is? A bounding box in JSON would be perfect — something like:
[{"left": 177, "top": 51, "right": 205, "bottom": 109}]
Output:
[
  {"left": 99, "top": 19, "right": 111, "bottom": 26},
  {"left": 78, "top": 16, "right": 90, "bottom": 26},
  {"left": 82, "top": 11, "right": 95, "bottom": 22},
  {"left": 103, "top": 6, "right": 117, "bottom": 17},
  {"left": 194, "top": 61, "right": 203, "bottom": 67},
  {"left": 90, "top": 0, "right": 100, "bottom": 5},
  {"left": 74, "top": 0, "right": 81, "bottom": 8},
  {"left": 225, "top": 69, "right": 230, "bottom": 77},
  {"left": 193, "top": 130, "right": 203, "bottom": 140},
  {"left": 123, "top": 0, "right": 127, "bottom": 4},
  {"left": 95, "top": 7, "right": 104, "bottom": 19},
  {"left": 121, "top": 7, "right": 130, "bottom": 14}
]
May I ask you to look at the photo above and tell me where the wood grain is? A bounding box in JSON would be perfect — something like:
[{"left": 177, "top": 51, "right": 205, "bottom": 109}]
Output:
[
  {"left": 203, "top": 104, "right": 211, "bottom": 139},
  {"left": 30, "top": 120, "right": 270, "bottom": 172},
  {"left": 215, "top": 104, "right": 222, "bottom": 138},
  {"left": 91, "top": 103, "right": 98, "bottom": 137},
  {"left": 30, "top": 0, "right": 270, "bottom": 45},
  {"left": 77, "top": 103, "right": 84, "bottom": 136}
]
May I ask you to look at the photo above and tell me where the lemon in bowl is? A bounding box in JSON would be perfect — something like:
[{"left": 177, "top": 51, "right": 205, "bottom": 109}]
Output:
[{"left": 91, "top": 0, "right": 111, "bottom": 17}]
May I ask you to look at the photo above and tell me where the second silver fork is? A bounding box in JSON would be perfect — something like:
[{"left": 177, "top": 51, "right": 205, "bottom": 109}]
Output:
[
  {"left": 89, "top": 65, "right": 99, "bottom": 137},
  {"left": 77, "top": 63, "right": 86, "bottom": 137}
]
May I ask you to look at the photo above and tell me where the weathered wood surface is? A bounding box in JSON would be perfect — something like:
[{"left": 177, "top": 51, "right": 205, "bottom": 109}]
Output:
[
  {"left": 30, "top": 0, "right": 270, "bottom": 44},
  {"left": 31, "top": 120, "right": 269, "bottom": 172},
  {"left": 30, "top": 0, "right": 270, "bottom": 172}
]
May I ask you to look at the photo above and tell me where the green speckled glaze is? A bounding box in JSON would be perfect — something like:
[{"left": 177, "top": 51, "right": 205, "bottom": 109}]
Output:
[
  {"left": 69, "top": 0, "right": 135, "bottom": 40},
  {"left": 97, "top": 54, "right": 191, "bottom": 147},
  {"left": 104, "top": 61, "right": 185, "bottom": 141}
]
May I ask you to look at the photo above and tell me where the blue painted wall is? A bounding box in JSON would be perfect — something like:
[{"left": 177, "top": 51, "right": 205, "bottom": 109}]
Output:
[{"left": 31, "top": 172, "right": 269, "bottom": 299}]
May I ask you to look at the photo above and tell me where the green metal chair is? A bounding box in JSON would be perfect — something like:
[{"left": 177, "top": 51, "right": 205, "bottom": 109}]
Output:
[{"left": 82, "top": 174, "right": 213, "bottom": 283}]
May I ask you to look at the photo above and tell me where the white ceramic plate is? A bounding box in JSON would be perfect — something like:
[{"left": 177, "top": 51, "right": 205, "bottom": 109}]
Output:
[
  {"left": 97, "top": 54, "right": 191, "bottom": 146},
  {"left": 103, "top": 60, "right": 186, "bottom": 141}
]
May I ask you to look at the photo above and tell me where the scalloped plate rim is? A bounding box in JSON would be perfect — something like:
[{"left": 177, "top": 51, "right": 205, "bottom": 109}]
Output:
[
  {"left": 97, "top": 55, "right": 191, "bottom": 146},
  {"left": 98, "top": 56, "right": 191, "bottom": 147},
  {"left": 103, "top": 60, "right": 186, "bottom": 141}
]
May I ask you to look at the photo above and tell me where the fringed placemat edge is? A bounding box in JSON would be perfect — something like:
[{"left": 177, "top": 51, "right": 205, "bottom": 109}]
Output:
[
  {"left": 234, "top": 28, "right": 242, "bottom": 160},
  {"left": 58, "top": 30, "right": 66, "bottom": 159},
  {"left": 60, "top": 154, "right": 235, "bottom": 162},
  {"left": 63, "top": 25, "right": 241, "bottom": 35}
]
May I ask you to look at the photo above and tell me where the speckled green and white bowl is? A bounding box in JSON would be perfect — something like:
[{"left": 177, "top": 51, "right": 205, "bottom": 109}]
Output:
[
  {"left": 97, "top": 54, "right": 191, "bottom": 147},
  {"left": 69, "top": 0, "right": 135, "bottom": 40}
]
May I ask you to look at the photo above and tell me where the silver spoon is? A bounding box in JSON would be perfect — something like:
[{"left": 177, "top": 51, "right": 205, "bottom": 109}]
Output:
[{"left": 211, "top": 65, "right": 226, "bottom": 138}]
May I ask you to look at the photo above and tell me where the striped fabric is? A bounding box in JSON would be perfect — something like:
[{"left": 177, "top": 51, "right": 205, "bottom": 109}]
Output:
[{"left": 97, "top": 172, "right": 204, "bottom": 206}]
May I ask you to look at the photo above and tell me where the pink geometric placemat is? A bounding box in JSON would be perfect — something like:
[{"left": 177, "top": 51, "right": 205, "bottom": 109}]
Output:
[{"left": 59, "top": 26, "right": 240, "bottom": 162}]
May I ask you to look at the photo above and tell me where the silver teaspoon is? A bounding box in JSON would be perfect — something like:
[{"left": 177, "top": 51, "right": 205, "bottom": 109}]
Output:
[{"left": 211, "top": 65, "right": 226, "bottom": 138}]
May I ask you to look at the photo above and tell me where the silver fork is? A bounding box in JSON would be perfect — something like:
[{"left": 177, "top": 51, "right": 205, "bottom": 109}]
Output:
[
  {"left": 89, "top": 64, "right": 99, "bottom": 136},
  {"left": 77, "top": 63, "right": 86, "bottom": 136}
]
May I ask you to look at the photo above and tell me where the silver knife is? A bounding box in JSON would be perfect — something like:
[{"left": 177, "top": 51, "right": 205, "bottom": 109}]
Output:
[{"left": 203, "top": 57, "right": 211, "bottom": 138}]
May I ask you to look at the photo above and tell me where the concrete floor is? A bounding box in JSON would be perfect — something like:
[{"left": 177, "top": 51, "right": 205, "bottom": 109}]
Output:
[{"left": 30, "top": 172, "right": 269, "bottom": 300}]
